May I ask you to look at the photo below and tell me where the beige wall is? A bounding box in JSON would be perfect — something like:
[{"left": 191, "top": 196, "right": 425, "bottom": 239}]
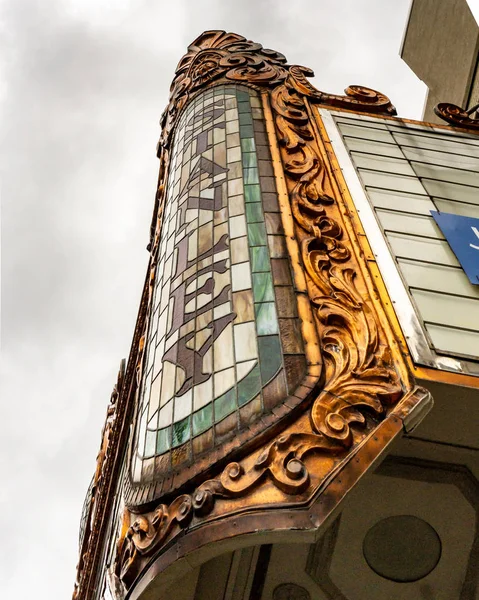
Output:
[{"left": 401, "top": 0, "right": 479, "bottom": 123}]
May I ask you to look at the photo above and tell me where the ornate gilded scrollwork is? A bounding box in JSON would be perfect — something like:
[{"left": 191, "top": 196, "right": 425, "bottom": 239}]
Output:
[
  {"left": 109, "top": 32, "right": 419, "bottom": 592},
  {"left": 434, "top": 101, "right": 479, "bottom": 130}
]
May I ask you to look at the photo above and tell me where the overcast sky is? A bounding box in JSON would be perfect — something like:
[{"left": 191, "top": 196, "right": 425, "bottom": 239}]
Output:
[{"left": 0, "top": 0, "right": 433, "bottom": 597}]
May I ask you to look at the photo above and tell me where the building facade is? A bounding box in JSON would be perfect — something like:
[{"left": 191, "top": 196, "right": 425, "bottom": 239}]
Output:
[
  {"left": 401, "top": 0, "right": 479, "bottom": 124},
  {"left": 74, "top": 31, "right": 479, "bottom": 600}
]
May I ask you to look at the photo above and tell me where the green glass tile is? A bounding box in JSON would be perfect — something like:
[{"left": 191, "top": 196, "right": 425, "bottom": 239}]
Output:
[
  {"left": 214, "top": 388, "right": 237, "bottom": 422},
  {"left": 156, "top": 427, "right": 170, "bottom": 454},
  {"left": 236, "top": 90, "right": 250, "bottom": 102},
  {"left": 244, "top": 184, "right": 261, "bottom": 203},
  {"left": 193, "top": 404, "right": 213, "bottom": 436},
  {"left": 248, "top": 222, "right": 267, "bottom": 246},
  {"left": 238, "top": 102, "right": 251, "bottom": 114},
  {"left": 246, "top": 202, "right": 263, "bottom": 223},
  {"left": 240, "top": 125, "right": 254, "bottom": 137},
  {"left": 241, "top": 138, "right": 256, "bottom": 152},
  {"left": 242, "top": 152, "right": 257, "bottom": 168},
  {"left": 239, "top": 112, "right": 253, "bottom": 126},
  {"left": 223, "top": 86, "right": 237, "bottom": 94},
  {"left": 251, "top": 246, "right": 270, "bottom": 272},
  {"left": 238, "top": 363, "right": 262, "bottom": 407},
  {"left": 172, "top": 417, "right": 191, "bottom": 447},
  {"left": 145, "top": 429, "right": 156, "bottom": 457},
  {"left": 253, "top": 272, "right": 275, "bottom": 302},
  {"left": 258, "top": 336, "right": 282, "bottom": 384},
  {"left": 255, "top": 302, "right": 279, "bottom": 335},
  {"left": 243, "top": 168, "right": 259, "bottom": 184}
]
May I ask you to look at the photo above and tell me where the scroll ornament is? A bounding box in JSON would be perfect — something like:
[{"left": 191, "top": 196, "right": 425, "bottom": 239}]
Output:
[
  {"left": 435, "top": 101, "right": 479, "bottom": 130},
  {"left": 112, "top": 31, "right": 420, "bottom": 591}
]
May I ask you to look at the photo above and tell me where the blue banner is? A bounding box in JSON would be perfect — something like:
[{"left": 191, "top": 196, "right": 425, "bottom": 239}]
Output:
[{"left": 430, "top": 211, "right": 479, "bottom": 285}]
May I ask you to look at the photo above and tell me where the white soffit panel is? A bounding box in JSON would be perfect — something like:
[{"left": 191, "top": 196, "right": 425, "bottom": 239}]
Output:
[{"left": 319, "top": 109, "right": 479, "bottom": 377}]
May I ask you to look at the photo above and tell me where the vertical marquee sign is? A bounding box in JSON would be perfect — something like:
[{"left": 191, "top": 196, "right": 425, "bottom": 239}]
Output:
[{"left": 72, "top": 31, "right": 434, "bottom": 600}]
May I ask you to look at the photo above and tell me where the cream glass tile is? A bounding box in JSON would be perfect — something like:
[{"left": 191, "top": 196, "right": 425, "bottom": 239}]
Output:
[
  {"left": 198, "top": 222, "right": 213, "bottom": 254},
  {"left": 194, "top": 327, "right": 212, "bottom": 352},
  {"left": 213, "top": 323, "right": 235, "bottom": 371},
  {"left": 236, "top": 359, "right": 257, "bottom": 381},
  {"left": 233, "top": 290, "right": 255, "bottom": 322},
  {"left": 158, "top": 400, "right": 173, "bottom": 428},
  {"left": 174, "top": 389, "right": 192, "bottom": 422},
  {"left": 228, "top": 178, "right": 244, "bottom": 197},
  {"left": 148, "top": 375, "right": 162, "bottom": 417},
  {"left": 196, "top": 309, "right": 212, "bottom": 331},
  {"left": 187, "top": 229, "right": 198, "bottom": 261},
  {"left": 231, "top": 262, "right": 252, "bottom": 291},
  {"left": 184, "top": 295, "right": 196, "bottom": 314},
  {"left": 200, "top": 186, "right": 215, "bottom": 199},
  {"left": 213, "top": 249, "right": 229, "bottom": 262},
  {"left": 132, "top": 458, "right": 142, "bottom": 482},
  {"left": 227, "top": 146, "right": 242, "bottom": 163},
  {"left": 412, "top": 161, "right": 479, "bottom": 188},
  {"left": 193, "top": 377, "right": 213, "bottom": 411},
  {"left": 359, "top": 169, "right": 426, "bottom": 195},
  {"left": 230, "top": 214, "right": 247, "bottom": 238},
  {"left": 376, "top": 209, "right": 443, "bottom": 239},
  {"left": 426, "top": 323, "right": 479, "bottom": 359},
  {"left": 214, "top": 367, "right": 235, "bottom": 397},
  {"left": 164, "top": 328, "right": 179, "bottom": 352},
  {"left": 199, "top": 209, "right": 214, "bottom": 225},
  {"left": 226, "top": 132, "right": 241, "bottom": 148},
  {"left": 197, "top": 292, "right": 212, "bottom": 310},
  {"left": 386, "top": 232, "right": 459, "bottom": 267},
  {"left": 213, "top": 270, "right": 231, "bottom": 298},
  {"left": 214, "top": 222, "right": 229, "bottom": 243},
  {"left": 344, "top": 136, "right": 403, "bottom": 158},
  {"left": 234, "top": 322, "right": 258, "bottom": 362},
  {"left": 152, "top": 346, "right": 164, "bottom": 380},
  {"left": 159, "top": 284, "right": 170, "bottom": 313},
  {"left": 225, "top": 108, "right": 239, "bottom": 121},
  {"left": 226, "top": 120, "right": 239, "bottom": 134},
  {"left": 214, "top": 127, "right": 226, "bottom": 145},
  {"left": 231, "top": 236, "right": 249, "bottom": 263},
  {"left": 228, "top": 161, "right": 243, "bottom": 180},
  {"left": 351, "top": 152, "right": 416, "bottom": 176},
  {"left": 160, "top": 360, "right": 176, "bottom": 407},
  {"left": 228, "top": 194, "right": 245, "bottom": 216},
  {"left": 226, "top": 98, "right": 236, "bottom": 109},
  {"left": 203, "top": 347, "right": 213, "bottom": 373},
  {"left": 214, "top": 301, "right": 232, "bottom": 319},
  {"left": 422, "top": 178, "right": 479, "bottom": 204},
  {"left": 412, "top": 289, "right": 479, "bottom": 331},
  {"left": 397, "top": 259, "right": 479, "bottom": 300},
  {"left": 214, "top": 207, "right": 228, "bottom": 225}
]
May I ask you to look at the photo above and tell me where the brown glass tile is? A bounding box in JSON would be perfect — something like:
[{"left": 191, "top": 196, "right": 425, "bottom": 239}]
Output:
[
  {"left": 262, "top": 192, "right": 280, "bottom": 213},
  {"left": 233, "top": 290, "right": 255, "bottom": 322},
  {"left": 271, "top": 258, "right": 292, "bottom": 286},
  {"left": 265, "top": 213, "right": 283, "bottom": 235},
  {"left": 253, "top": 119, "right": 266, "bottom": 134},
  {"left": 267, "top": 234, "right": 287, "bottom": 258},
  {"left": 239, "top": 394, "right": 262, "bottom": 427},
  {"left": 279, "top": 318, "right": 304, "bottom": 354},
  {"left": 154, "top": 452, "right": 171, "bottom": 477},
  {"left": 253, "top": 131, "right": 268, "bottom": 146},
  {"left": 171, "top": 441, "right": 192, "bottom": 469},
  {"left": 258, "top": 160, "right": 274, "bottom": 178},
  {"left": 262, "top": 370, "right": 288, "bottom": 411},
  {"left": 256, "top": 145, "right": 272, "bottom": 161},
  {"left": 260, "top": 177, "right": 277, "bottom": 194},
  {"left": 214, "top": 412, "right": 238, "bottom": 445},
  {"left": 192, "top": 428, "right": 214, "bottom": 456},
  {"left": 284, "top": 355, "right": 307, "bottom": 394},
  {"left": 141, "top": 457, "right": 155, "bottom": 482}
]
